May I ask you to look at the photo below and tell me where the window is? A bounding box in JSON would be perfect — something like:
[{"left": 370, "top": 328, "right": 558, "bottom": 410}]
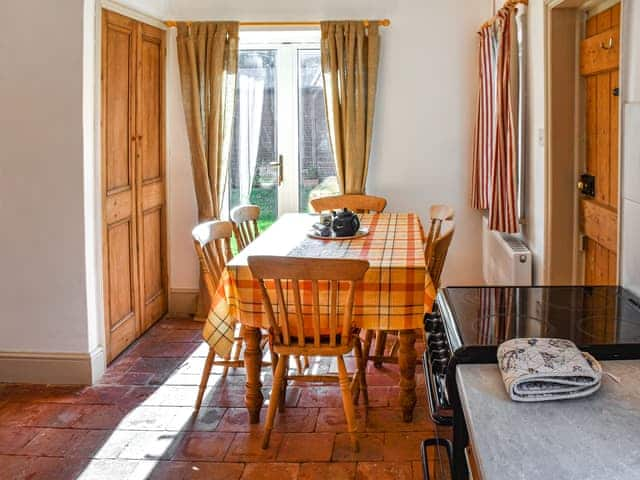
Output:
[{"left": 227, "top": 30, "right": 338, "bottom": 230}]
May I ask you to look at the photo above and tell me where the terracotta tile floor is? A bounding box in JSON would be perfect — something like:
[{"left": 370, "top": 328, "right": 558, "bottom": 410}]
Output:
[{"left": 0, "top": 317, "right": 451, "bottom": 479}]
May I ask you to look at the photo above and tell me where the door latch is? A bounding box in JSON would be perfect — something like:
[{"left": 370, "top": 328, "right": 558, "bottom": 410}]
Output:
[{"left": 577, "top": 173, "right": 595, "bottom": 198}]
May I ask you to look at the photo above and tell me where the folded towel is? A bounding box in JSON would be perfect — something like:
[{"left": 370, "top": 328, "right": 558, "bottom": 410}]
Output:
[{"left": 497, "top": 338, "right": 602, "bottom": 402}]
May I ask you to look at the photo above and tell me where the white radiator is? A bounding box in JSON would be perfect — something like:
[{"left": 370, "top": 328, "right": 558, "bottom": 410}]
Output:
[{"left": 482, "top": 217, "right": 532, "bottom": 286}]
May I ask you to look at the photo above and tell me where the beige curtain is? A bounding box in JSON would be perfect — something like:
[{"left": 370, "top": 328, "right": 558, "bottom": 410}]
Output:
[
  {"left": 176, "top": 22, "right": 238, "bottom": 318},
  {"left": 176, "top": 22, "right": 239, "bottom": 220},
  {"left": 320, "top": 21, "right": 380, "bottom": 195}
]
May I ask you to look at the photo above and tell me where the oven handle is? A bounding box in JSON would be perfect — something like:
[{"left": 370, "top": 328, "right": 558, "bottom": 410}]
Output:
[
  {"left": 423, "top": 351, "right": 453, "bottom": 426},
  {"left": 421, "top": 438, "right": 454, "bottom": 480}
]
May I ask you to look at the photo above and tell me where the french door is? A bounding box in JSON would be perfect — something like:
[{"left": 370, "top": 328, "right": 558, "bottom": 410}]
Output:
[{"left": 227, "top": 31, "right": 337, "bottom": 228}]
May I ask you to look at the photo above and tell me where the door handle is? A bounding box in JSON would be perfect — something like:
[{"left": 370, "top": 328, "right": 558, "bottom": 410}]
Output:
[{"left": 270, "top": 154, "right": 284, "bottom": 186}]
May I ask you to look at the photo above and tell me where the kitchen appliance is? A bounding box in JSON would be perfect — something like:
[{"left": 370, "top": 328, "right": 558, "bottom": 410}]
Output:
[{"left": 423, "top": 285, "right": 640, "bottom": 480}]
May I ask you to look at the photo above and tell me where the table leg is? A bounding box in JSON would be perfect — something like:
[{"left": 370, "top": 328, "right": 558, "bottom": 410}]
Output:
[
  {"left": 243, "top": 326, "right": 264, "bottom": 424},
  {"left": 398, "top": 329, "right": 417, "bottom": 422},
  {"left": 373, "top": 330, "right": 388, "bottom": 368}
]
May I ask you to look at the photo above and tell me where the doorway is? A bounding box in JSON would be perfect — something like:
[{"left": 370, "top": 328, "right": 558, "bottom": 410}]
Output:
[
  {"left": 545, "top": 0, "right": 621, "bottom": 286},
  {"left": 226, "top": 30, "right": 338, "bottom": 229}
]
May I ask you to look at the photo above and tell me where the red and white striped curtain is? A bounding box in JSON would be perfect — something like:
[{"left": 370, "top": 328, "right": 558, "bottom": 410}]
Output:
[{"left": 471, "top": 8, "right": 518, "bottom": 233}]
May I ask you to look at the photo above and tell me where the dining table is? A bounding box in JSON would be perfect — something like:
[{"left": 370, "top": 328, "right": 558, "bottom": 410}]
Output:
[{"left": 203, "top": 212, "right": 435, "bottom": 423}]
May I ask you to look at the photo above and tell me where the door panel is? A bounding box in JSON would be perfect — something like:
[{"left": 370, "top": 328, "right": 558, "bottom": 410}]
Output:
[
  {"left": 105, "top": 25, "right": 134, "bottom": 191},
  {"left": 140, "top": 30, "right": 163, "bottom": 181},
  {"left": 107, "top": 221, "right": 136, "bottom": 327},
  {"left": 580, "top": 4, "right": 620, "bottom": 286},
  {"left": 102, "top": 10, "right": 140, "bottom": 362},
  {"left": 142, "top": 209, "right": 163, "bottom": 297},
  {"left": 228, "top": 49, "right": 278, "bottom": 228},
  {"left": 137, "top": 23, "right": 167, "bottom": 332},
  {"left": 141, "top": 207, "right": 166, "bottom": 330}
]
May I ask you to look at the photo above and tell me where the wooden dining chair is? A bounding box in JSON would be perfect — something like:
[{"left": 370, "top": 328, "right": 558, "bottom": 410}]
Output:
[
  {"left": 364, "top": 205, "right": 456, "bottom": 368},
  {"left": 310, "top": 194, "right": 387, "bottom": 214},
  {"left": 424, "top": 204, "right": 455, "bottom": 270},
  {"left": 230, "top": 204, "right": 261, "bottom": 251},
  {"left": 230, "top": 204, "right": 309, "bottom": 373},
  {"left": 427, "top": 221, "right": 455, "bottom": 289},
  {"left": 248, "top": 256, "right": 370, "bottom": 451},
  {"left": 192, "top": 220, "right": 266, "bottom": 411}
]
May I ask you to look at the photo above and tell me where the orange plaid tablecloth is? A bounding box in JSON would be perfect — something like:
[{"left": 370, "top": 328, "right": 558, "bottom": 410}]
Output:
[{"left": 203, "top": 213, "right": 436, "bottom": 357}]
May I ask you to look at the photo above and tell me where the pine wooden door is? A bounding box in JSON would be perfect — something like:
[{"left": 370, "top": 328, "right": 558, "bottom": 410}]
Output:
[
  {"left": 102, "top": 11, "right": 140, "bottom": 362},
  {"left": 102, "top": 10, "right": 167, "bottom": 362},
  {"left": 137, "top": 23, "right": 167, "bottom": 333},
  {"left": 580, "top": 4, "right": 620, "bottom": 286}
]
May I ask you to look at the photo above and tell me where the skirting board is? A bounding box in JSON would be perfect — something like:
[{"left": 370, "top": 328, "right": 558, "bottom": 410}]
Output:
[
  {"left": 0, "top": 347, "right": 106, "bottom": 385},
  {"left": 169, "top": 288, "right": 200, "bottom": 318}
]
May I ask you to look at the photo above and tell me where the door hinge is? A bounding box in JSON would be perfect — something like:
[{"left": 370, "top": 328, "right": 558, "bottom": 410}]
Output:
[{"left": 613, "top": 87, "right": 620, "bottom": 97}]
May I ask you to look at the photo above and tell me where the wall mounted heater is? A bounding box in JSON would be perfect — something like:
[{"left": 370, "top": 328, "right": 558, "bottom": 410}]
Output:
[{"left": 482, "top": 216, "right": 532, "bottom": 286}]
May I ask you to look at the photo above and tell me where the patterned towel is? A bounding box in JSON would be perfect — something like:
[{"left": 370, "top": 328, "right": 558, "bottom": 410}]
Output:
[{"left": 497, "top": 338, "right": 602, "bottom": 402}]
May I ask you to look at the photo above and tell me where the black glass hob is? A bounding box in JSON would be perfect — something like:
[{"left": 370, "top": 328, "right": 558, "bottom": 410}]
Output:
[{"left": 437, "top": 286, "right": 640, "bottom": 358}]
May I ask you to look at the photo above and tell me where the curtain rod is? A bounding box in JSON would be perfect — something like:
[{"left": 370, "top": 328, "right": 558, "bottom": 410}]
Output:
[
  {"left": 481, "top": 0, "right": 528, "bottom": 30},
  {"left": 164, "top": 19, "right": 391, "bottom": 28}
]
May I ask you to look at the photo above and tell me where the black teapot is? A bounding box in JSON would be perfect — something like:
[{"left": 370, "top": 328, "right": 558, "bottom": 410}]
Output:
[{"left": 331, "top": 209, "right": 361, "bottom": 237}]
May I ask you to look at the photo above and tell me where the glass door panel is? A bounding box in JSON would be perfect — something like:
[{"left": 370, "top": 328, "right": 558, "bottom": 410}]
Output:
[
  {"left": 228, "top": 49, "right": 278, "bottom": 231},
  {"left": 297, "top": 49, "right": 338, "bottom": 212}
]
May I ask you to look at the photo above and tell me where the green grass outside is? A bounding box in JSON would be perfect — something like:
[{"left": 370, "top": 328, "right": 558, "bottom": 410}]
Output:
[
  {"left": 230, "top": 186, "right": 277, "bottom": 255},
  {"left": 229, "top": 184, "right": 325, "bottom": 254}
]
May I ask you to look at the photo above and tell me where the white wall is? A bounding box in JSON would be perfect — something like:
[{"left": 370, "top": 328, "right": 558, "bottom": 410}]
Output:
[
  {"left": 620, "top": 0, "right": 640, "bottom": 296},
  {"left": 0, "top": 0, "right": 90, "bottom": 353},
  {"left": 166, "top": 27, "right": 200, "bottom": 290},
  {"left": 108, "top": 0, "right": 169, "bottom": 19},
  {"left": 166, "top": 0, "right": 492, "bottom": 291},
  {"left": 522, "top": 0, "right": 547, "bottom": 285}
]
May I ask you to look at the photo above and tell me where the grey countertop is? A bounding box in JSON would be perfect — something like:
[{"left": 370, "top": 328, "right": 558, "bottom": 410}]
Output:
[{"left": 457, "top": 361, "right": 640, "bottom": 480}]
